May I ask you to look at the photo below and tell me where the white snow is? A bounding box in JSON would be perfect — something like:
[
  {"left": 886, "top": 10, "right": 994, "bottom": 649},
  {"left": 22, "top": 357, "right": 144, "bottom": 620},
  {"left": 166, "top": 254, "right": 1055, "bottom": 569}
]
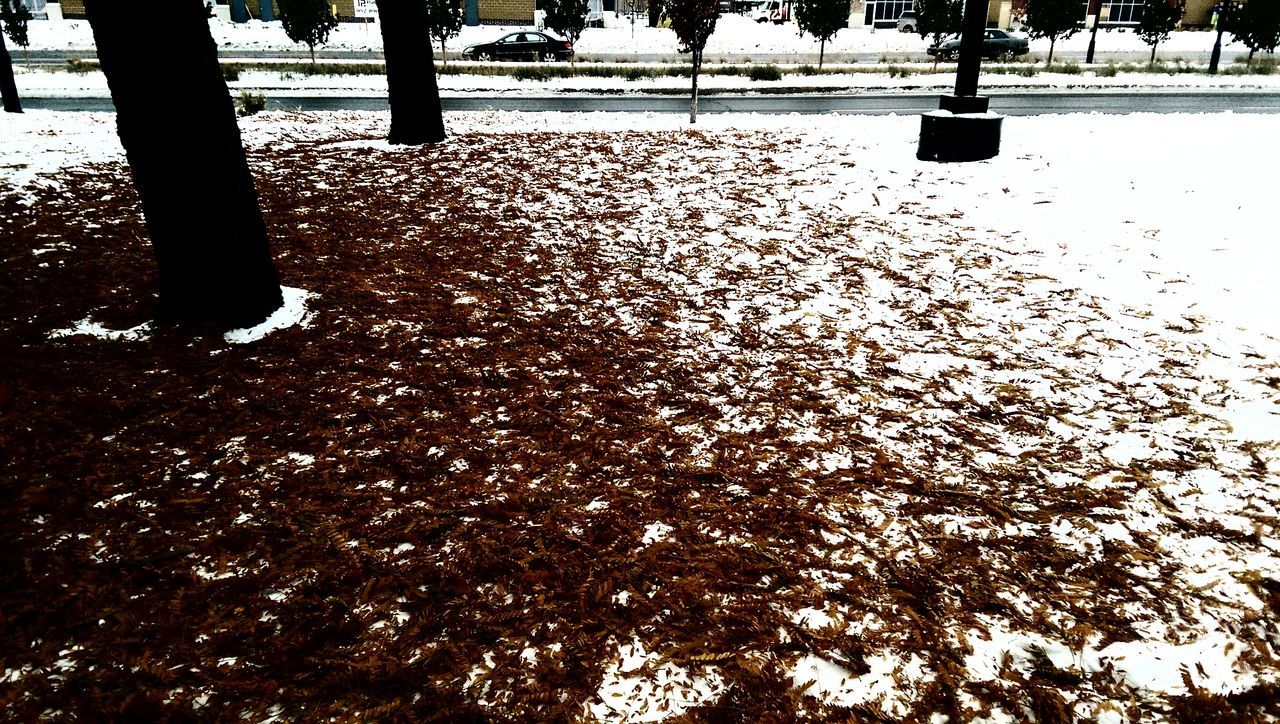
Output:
[
  {"left": 223, "top": 286, "right": 315, "bottom": 343},
  {"left": 590, "top": 638, "right": 728, "bottom": 722},
  {"left": 48, "top": 318, "right": 152, "bottom": 342}
]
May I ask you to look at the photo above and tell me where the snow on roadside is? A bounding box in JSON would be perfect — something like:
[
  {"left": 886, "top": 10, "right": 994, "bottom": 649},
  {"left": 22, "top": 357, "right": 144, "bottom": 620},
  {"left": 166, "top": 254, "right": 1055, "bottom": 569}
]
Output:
[{"left": 16, "top": 63, "right": 1280, "bottom": 98}]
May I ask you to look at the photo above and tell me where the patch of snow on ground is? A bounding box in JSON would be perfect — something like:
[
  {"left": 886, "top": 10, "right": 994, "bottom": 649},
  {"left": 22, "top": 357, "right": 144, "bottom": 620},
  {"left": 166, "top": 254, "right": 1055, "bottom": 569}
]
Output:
[
  {"left": 224, "top": 287, "right": 315, "bottom": 343},
  {"left": 589, "top": 638, "right": 727, "bottom": 722},
  {"left": 48, "top": 318, "right": 152, "bottom": 342}
]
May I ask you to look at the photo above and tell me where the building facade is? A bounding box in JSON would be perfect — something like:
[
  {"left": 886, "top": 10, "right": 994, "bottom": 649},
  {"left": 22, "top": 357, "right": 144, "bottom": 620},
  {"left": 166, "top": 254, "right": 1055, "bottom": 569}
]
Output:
[
  {"left": 849, "top": 0, "right": 1215, "bottom": 30},
  {"left": 55, "top": 0, "right": 534, "bottom": 26}
]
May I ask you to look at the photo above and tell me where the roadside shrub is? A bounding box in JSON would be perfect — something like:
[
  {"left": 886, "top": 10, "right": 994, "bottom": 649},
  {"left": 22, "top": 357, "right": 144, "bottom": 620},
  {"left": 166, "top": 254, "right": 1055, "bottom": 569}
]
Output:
[
  {"left": 1094, "top": 63, "right": 1118, "bottom": 77},
  {"left": 748, "top": 64, "right": 783, "bottom": 81},
  {"left": 237, "top": 90, "right": 267, "bottom": 116},
  {"left": 885, "top": 64, "right": 913, "bottom": 78},
  {"left": 797, "top": 64, "right": 819, "bottom": 75},
  {"left": 221, "top": 64, "right": 241, "bottom": 82},
  {"left": 65, "top": 57, "right": 94, "bottom": 73},
  {"left": 622, "top": 66, "right": 657, "bottom": 81},
  {"left": 512, "top": 66, "right": 551, "bottom": 81},
  {"left": 1255, "top": 57, "right": 1278, "bottom": 75},
  {"left": 1046, "top": 61, "right": 1082, "bottom": 74}
]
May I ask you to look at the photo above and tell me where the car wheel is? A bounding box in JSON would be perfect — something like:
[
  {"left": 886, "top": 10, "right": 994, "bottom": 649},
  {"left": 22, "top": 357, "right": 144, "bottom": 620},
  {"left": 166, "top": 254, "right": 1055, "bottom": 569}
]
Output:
[
  {"left": 901, "top": 24, "right": 914, "bottom": 32},
  {"left": 478, "top": 51, "right": 494, "bottom": 62},
  {"left": 541, "top": 51, "right": 558, "bottom": 62},
  {"left": 946, "top": 50, "right": 959, "bottom": 61}
]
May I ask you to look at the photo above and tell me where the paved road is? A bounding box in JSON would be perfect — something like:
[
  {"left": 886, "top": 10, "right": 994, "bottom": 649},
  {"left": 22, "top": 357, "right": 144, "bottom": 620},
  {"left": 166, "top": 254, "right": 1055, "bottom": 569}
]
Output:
[
  {"left": 24, "top": 48, "right": 1225, "bottom": 66},
  {"left": 23, "top": 90, "right": 1280, "bottom": 115}
]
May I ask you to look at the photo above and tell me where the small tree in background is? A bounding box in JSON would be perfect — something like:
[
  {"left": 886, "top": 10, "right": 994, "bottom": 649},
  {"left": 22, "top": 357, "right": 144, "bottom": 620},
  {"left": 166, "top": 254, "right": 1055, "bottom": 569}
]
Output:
[
  {"left": 667, "top": 0, "right": 719, "bottom": 123},
  {"left": 795, "top": 0, "right": 847, "bottom": 68},
  {"left": 277, "top": 0, "right": 339, "bottom": 67},
  {"left": 916, "top": 0, "right": 963, "bottom": 47},
  {"left": 1232, "top": 0, "right": 1280, "bottom": 63},
  {"left": 1, "top": 0, "right": 31, "bottom": 112},
  {"left": 1, "top": 0, "right": 29, "bottom": 61},
  {"left": 1025, "top": 0, "right": 1082, "bottom": 63},
  {"left": 424, "top": 0, "right": 463, "bottom": 66},
  {"left": 544, "top": 0, "right": 589, "bottom": 56},
  {"left": 1138, "top": 0, "right": 1185, "bottom": 62}
]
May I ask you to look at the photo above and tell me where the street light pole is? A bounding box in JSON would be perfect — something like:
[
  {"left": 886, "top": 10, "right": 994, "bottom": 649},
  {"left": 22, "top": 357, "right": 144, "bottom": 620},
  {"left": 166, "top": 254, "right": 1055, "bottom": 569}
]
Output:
[
  {"left": 917, "top": 0, "right": 1003, "bottom": 161},
  {"left": 954, "top": 0, "right": 987, "bottom": 97}
]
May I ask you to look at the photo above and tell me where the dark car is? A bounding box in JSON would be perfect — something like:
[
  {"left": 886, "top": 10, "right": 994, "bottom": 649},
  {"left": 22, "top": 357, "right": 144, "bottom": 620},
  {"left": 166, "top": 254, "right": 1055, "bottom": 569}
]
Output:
[
  {"left": 927, "top": 29, "right": 1030, "bottom": 61},
  {"left": 463, "top": 31, "right": 575, "bottom": 62}
]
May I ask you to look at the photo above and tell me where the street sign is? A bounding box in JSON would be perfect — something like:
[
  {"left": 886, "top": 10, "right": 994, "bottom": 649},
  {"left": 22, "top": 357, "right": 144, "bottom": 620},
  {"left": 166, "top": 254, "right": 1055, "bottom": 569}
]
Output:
[{"left": 354, "top": 0, "right": 378, "bottom": 18}]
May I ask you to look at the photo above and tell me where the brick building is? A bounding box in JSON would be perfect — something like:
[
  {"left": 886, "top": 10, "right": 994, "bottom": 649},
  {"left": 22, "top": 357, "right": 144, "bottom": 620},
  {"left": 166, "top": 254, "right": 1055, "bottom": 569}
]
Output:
[
  {"left": 849, "top": 0, "right": 1217, "bottom": 30},
  {"left": 54, "top": 0, "right": 534, "bottom": 26}
]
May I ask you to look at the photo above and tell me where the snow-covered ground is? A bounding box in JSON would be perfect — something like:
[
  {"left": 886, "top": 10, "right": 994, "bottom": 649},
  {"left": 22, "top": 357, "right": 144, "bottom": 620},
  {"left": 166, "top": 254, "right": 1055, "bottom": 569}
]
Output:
[
  {"left": 22, "top": 14, "right": 1259, "bottom": 61},
  {"left": 2, "top": 110, "right": 1277, "bottom": 719},
  {"left": 13, "top": 63, "right": 1280, "bottom": 98}
]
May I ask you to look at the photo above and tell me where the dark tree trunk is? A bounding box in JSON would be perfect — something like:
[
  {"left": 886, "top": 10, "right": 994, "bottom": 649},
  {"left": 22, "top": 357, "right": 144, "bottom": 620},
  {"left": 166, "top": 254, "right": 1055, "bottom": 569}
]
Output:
[
  {"left": 1048, "top": 38, "right": 1056, "bottom": 64},
  {"left": 819, "top": 37, "right": 825, "bottom": 69},
  {"left": 1, "top": 29, "right": 21, "bottom": 113},
  {"left": 690, "top": 48, "right": 700, "bottom": 123},
  {"left": 1150, "top": 43, "right": 1157, "bottom": 63},
  {"left": 84, "top": 0, "right": 283, "bottom": 330},
  {"left": 649, "top": 2, "right": 661, "bottom": 27},
  {"left": 375, "top": 0, "right": 446, "bottom": 145}
]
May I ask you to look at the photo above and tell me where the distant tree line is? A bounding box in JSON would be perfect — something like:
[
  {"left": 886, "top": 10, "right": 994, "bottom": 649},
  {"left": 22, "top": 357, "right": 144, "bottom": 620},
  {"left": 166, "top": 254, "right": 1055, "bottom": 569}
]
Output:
[{"left": 915, "top": 0, "right": 1278, "bottom": 65}]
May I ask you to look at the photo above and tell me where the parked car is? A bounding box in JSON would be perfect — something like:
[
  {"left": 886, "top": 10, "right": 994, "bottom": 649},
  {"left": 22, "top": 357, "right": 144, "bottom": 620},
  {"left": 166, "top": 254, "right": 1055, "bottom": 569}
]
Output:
[
  {"left": 463, "top": 31, "right": 575, "bottom": 62},
  {"left": 752, "top": 0, "right": 790, "bottom": 24},
  {"left": 896, "top": 10, "right": 917, "bottom": 33},
  {"left": 926, "top": 29, "right": 1030, "bottom": 61}
]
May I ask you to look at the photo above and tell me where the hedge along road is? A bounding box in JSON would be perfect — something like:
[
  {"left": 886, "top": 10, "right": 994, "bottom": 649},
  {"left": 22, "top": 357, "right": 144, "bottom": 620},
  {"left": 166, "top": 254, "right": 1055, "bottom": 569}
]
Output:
[{"left": 23, "top": 90, "right": 1280, "bottom": 115}]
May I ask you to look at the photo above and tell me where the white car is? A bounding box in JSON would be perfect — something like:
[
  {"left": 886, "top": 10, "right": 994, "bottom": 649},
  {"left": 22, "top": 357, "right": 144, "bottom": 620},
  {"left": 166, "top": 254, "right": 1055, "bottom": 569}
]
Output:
[{"left": 752, "top": 1, "right": 789, "bottom": 24}]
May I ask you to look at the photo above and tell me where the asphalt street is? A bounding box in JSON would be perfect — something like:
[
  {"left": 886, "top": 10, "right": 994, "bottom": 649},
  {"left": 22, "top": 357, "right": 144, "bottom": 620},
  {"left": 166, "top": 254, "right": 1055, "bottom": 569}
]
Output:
[
  {"left": 22, "top": 48, "right": 1233, "bottom": 66},
  {"left": 22, "top": 90, "right": 1280, "bottom": 115}
]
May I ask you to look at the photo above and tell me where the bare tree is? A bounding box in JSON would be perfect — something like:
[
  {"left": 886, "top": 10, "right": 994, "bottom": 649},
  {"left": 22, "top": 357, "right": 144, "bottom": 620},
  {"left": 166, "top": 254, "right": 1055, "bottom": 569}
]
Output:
[
  {"left": 376, "top": 0, "right": 447, "bottom": 144},
  {"left": 83, "top": 0, "right": 284, "bottom": 329},
  {"left": 668, "top": 0, "right": 719, "bottom": 123},
  {"left": 0, "top": 0, "right": 31, "bottom": 113}
]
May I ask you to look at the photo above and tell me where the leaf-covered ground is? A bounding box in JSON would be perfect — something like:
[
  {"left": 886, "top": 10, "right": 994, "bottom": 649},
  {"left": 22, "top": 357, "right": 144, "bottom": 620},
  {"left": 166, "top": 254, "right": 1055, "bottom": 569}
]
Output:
[{"left": 2, "top": 112, "right": 1278, "bottom": 721}]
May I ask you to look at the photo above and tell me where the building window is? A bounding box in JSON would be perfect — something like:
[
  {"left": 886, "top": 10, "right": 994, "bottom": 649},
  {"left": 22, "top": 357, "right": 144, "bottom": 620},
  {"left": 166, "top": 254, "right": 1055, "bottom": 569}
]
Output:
[
  {"left": 871, "top": 0, "right": 912, "bottom": 22},
  {"left": 1101, "top": 0, "right": 1143, "bottom": 23}
]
